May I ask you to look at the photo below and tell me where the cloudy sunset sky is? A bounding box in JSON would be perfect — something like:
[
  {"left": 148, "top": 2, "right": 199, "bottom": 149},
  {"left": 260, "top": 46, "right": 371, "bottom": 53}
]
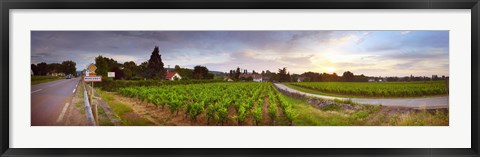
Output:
[{"left": 31, "top": 31, "right": 449, "bottom": 77}]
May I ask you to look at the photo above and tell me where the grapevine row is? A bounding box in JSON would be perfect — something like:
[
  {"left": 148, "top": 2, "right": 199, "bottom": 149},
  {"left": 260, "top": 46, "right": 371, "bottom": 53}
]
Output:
[{"left": 118, "top": 82, "right": 295, "bottom": 125}]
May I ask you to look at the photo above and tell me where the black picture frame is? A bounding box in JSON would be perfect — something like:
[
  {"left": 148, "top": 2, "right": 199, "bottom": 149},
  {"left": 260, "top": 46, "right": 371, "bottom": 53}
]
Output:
[{"left": 1, "top": 0, "right": 479, "bottom": 157}]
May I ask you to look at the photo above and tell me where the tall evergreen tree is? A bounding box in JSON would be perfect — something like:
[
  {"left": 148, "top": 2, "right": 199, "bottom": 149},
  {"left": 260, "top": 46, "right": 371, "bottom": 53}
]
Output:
[
  {"left": 235, "top": 67, "right": 241, "bottom": 80},
  {"left": 278, "top": 67, "right": 290, "bottom": 82},
  {"left": 146, "top": 46, "right": 166, "bottom": 79}
]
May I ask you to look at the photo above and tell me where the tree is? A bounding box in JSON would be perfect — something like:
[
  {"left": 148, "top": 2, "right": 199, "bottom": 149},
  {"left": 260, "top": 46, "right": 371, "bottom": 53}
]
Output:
[
  {"left": 235, "top": 67, "right": 241, "bottom": 80},
  {"left": 47, "top": 63, "right": 62, "bottom": 75},
  {"left": 95, "top": 55, "right": 119, "bottom": 77},
  {"left": 193, "top": 65, "right": 210, "bottom": 79},
  {"left": 173, "top": 65, "right": 193, "bottom": 80},
  {"left": 332, "top": 73, "right": 339, "bottom": 81},
  {"left": 123, "top": 61, "right": 139, "bottom": 79},
  {"left": 354, "top": 74, "right": 369, "bottom": 82},
  {"left": 301, "top": 71, "right": 321, "bottom": 82},
  {"left": 229, "top": 70, "right": 234, "bottom": 79},
  {"left": 95, "top": 56, "right": 108, "bottom": 76},
  {"left": 146, "top": 46, "right": 166, "bottom": 79},
  {"left": 264, "top": 70, "right": 273, "bottom": 82},
  {"left": 278, "top": 67, "right": 291, "bottom": 82},
  {"left": 291, "top": 74, "right": 300, "bottom": 82},
  {"left": 174, "top": 65, "right": 181, "bottom": 72},
  {"left": 207, "top": 73, "right": 215, "bottom": 79},
  {"left": 61, "top": 60, "right": 77, "bottom": 76},
  {"left": 342, "top": 71, "right": 354, "bottom": 82},
  {"left": 139, "top": 61, "right": 149, "bottom": 79},
  {"left": 123, "top": 68, "right": 133, "bottom": 79},
  {"left": 31, "top": 64, "right": 38, "bottom": 76},
  {"left": 37, "top": 62, "right": 48, "bottom": 76}
]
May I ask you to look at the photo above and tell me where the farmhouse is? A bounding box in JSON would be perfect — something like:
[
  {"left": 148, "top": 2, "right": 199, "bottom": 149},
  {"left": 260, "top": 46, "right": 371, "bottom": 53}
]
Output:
[
  {"left": 252, "top": 74, "right": 263, "bottom": 82},
  {"left": 368, "top": 78, "right": 384, "bottom": 82},
  {"left": 297, "top": 77, "right": 306, "bottom": 82},
  {"left": 165, "top": 71, "right": 182, "bottom": 80}
]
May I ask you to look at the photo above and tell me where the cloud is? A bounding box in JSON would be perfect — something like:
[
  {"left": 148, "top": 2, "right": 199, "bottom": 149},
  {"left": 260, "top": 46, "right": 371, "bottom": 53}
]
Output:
[{"left": 31, "top": 31, "right": 449, "bottom": 76}]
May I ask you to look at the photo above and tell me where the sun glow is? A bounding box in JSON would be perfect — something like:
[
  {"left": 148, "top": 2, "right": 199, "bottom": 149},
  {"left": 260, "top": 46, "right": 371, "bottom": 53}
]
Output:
[{"left": 322, "top": 67, "right": 337, "bottom": 73}]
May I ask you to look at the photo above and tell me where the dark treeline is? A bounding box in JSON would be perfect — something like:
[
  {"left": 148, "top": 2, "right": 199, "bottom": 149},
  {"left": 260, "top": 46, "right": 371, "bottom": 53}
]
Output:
[
  {"left": 93, "top": 46, "right": 216, "bottom": 80},
  {"left": 226, "top": 66, "right": 448, "bottom": 83},
  {"left": 384, "top": 74, "right": 448, "bottom": 82},
  {"left": 227, "top": 67, "right": 291, "bottom": 82},
  {"left": 296, "top": 71, "right": 448, "bottom": 82},
  {"left": 31, "top": 60, "right": 77, "bottom": 76}
]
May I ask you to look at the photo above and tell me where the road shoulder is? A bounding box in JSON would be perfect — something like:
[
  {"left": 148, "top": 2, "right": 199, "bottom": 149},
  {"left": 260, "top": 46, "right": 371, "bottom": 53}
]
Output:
[{"left": 61, "top": 81, "right": 89, "bottom": 126}]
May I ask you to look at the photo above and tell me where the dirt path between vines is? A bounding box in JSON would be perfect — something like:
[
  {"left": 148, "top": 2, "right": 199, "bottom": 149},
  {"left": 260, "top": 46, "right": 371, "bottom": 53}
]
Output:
[{"left": 274, "top": 83, "right": 448, "bottom": 109}]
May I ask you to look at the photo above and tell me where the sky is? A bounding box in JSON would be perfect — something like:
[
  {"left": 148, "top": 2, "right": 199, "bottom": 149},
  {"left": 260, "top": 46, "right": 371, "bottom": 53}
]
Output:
[{"left": 31, "top": 31, "right": 449, "bottom": 77}]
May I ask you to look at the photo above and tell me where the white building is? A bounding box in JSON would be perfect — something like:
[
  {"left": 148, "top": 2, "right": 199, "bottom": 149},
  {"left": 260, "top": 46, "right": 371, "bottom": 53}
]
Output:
[
  {"left": 165, "top": 72, "right": 182, "bottom": 81},
  {"left": 252, "top": 74, "right": 263, "bottom": 82}
]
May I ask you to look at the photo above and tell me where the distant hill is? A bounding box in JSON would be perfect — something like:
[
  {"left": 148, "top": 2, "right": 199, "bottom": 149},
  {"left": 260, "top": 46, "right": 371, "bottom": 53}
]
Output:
[{"left": 209, "top": 70, "right": 227, "bottom": 76}]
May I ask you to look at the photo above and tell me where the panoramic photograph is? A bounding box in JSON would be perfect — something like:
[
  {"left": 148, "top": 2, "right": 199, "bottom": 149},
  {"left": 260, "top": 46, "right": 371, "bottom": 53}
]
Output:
[{"left": 31, "top": 31, "right": 449, "bottom": 126}]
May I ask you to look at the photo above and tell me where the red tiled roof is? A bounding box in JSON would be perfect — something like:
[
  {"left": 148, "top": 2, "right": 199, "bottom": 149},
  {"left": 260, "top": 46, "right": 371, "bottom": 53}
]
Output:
[{"left": 165, "top": 72, "right": 178, "bottom": 79}]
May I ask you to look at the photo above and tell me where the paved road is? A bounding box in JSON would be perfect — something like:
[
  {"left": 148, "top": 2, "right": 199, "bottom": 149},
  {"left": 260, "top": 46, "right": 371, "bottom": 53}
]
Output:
[
  {"left": 31, "top": 77, "right": 81, "bottom": 126},
  {"left": 274, "top": 83, "right": 448, "bottom": 109}
]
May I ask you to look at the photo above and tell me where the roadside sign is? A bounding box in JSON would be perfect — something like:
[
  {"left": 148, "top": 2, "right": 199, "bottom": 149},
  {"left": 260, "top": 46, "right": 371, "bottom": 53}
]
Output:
[
  {"left": 84, "top": 76, "right": 102, "bottom": 82},
  {"left": 87, "top": 64, "right": 97, "bottom": 72},
  {"left": 85, "top": 71, "right": 96, "bottom": 76},
  {"left": 108, "top": 72, "right": 115, "bottom": 78}
]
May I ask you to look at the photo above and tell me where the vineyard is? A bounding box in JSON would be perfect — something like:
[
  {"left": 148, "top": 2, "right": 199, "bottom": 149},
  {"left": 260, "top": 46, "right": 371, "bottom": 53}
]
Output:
[
  {"left": 96, "top": 79, "right": 222, "bottom": 91},
  {"left": 288, "top": 81, "right": 447, "bottom": 98},
  {"left": 118, "top": 82, "right": 297, "bottom": 125}
]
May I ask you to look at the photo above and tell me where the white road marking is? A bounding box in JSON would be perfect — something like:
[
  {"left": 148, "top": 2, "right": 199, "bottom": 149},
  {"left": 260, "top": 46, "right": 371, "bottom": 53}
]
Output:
[
  {"left": 56, "top": 103, "right": 70, "bottom": 123},
  {"left": 73, "top": 88, "right": 76, "bottom": 93},
  {"left": 31, "top": 89, "right": 43, "bottom": 93}
]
